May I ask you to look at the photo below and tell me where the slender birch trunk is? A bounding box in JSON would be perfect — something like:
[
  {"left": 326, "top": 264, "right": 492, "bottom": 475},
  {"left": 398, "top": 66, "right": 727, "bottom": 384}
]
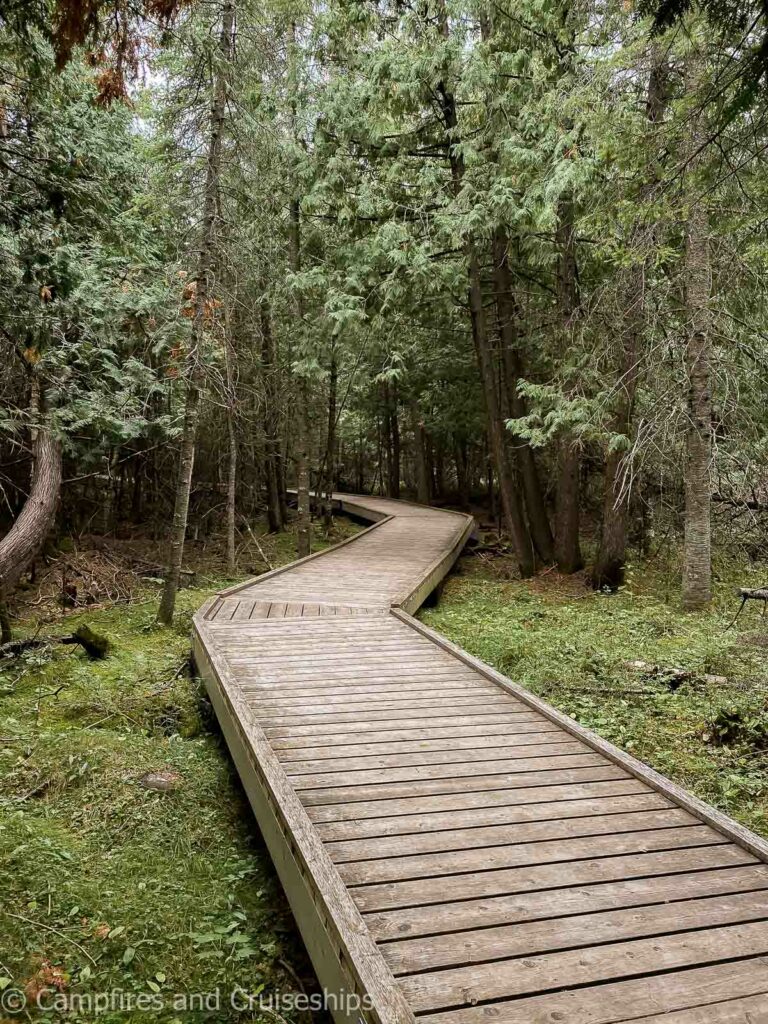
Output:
[
  {"left": 682, "top": 56, "right": 713, "bottom": 610},
  {"left": 158, "top": 1, "right": 235, "bottom": 624}
]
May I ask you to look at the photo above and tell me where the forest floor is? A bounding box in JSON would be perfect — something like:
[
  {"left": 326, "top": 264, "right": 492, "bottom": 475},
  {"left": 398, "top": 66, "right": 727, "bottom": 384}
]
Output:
[
  {"left": 0, "top": 518, "right": 359, "bottom": 1024},
  {"left": 4, "top": 512, "right": 768, "bottom": 1022},
  {"left": 423, "top": 541, "right": 768, "bottom": 839}
]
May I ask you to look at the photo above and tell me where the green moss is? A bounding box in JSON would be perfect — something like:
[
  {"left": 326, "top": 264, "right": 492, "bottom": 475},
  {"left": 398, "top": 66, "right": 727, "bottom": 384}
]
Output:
[
  {"left": 422, "top": 548, "right": 768, "bottom": 839},
  {"left": 0, "top": 517, "right": 358, "bottom": 1023}
]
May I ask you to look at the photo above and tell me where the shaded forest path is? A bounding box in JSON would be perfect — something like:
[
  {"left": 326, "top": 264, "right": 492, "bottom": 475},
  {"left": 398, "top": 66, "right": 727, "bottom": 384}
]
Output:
[{"left": 193, "top": 494, "right": 768, "bottom": 1024}]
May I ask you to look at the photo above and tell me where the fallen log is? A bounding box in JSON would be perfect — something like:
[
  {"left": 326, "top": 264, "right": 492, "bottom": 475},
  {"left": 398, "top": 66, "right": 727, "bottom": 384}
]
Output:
[{"left": 727, "top": 587, "right": 768, "bottom": 629}]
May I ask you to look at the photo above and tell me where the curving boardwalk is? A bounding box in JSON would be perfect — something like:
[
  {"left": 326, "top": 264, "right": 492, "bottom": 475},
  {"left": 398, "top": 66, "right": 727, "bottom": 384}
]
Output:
[{"left": 193, "top": 494, "right": 768, "bottom": 1024}]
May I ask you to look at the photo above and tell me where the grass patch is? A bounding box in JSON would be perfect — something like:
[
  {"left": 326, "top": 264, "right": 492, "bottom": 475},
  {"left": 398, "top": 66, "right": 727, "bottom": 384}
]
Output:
[
  {"left": 0, "top": 517, "right": 358, "bottom": 1023},
  {"left": 422, "top": 548, "right": 768, "bottom": 838}
]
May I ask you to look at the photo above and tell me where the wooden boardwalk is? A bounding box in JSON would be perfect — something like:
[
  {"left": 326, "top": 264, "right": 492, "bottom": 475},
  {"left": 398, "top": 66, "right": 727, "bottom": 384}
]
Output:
[{"left": 193, "top": 494, "right": 768, "bottom": 1024}]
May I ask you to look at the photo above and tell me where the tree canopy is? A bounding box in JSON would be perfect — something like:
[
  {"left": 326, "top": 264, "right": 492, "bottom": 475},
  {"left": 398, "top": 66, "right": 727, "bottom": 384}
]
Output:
[{"left": 2, "top": 0, "right": 768, "bottom": 618}]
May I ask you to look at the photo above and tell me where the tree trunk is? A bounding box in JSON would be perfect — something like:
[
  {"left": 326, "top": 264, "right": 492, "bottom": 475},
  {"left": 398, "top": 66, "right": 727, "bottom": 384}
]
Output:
[
  {"left": 226, "top": 410, "right": 237, "bottom": 576},
  {"left": 289, "top": 188, "right": 311, "bottom": 559},
  {"left": 323, "top": 349, "right": 337, "bottom": 530},
  {"left": 433, "top": 6, "right": 533, "bottom": 575},
  {"left": 492, "top": 229, "right": 554, "bottom": 563},
  {"left": 224, "top": 292, "right": 237, "bottom": 577},
  {"left": 388, "top": 382, "right": 401, "bottom": 499},
  {"left": 554, "top": 443, "right": 582, "bottom": 573},
  {"left": 554, "top": 194, "right": 583, "bottom": 574},
  {"left": 469, "top": 251, "right": 535, "bottom": 576},
  {"left": 0, "top": 395, "right": 61, "bottom": 597},
  {"left": 682, "top": 58, "right": 712, "bottom": 610},
  {"left": 260, "top": 297, "right": 284, "bottom": 533},
  {"left": 296, "top": 387, "right": 311, "bottom": 558},
  {"left": 158, "top": 0, "right": 234, "bottom": 625},
  {"left": 593, "top": 58, "right": 668, "bottom": 591},
  {"left": 411, "top": 400, "right": 430, "bottom": 505},
  {"left": 455, "top": 440, "right": 470, "bottom": 510}
]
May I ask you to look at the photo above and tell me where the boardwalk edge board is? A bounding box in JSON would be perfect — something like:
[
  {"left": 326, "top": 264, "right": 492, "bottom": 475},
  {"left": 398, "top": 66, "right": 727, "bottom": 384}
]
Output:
[{"left": 192, "top": 492, "right": 768, "bottom": 1024}]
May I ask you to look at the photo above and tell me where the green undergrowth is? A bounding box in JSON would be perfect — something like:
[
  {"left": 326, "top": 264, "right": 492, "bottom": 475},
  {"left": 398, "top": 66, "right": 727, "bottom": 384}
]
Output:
[
  {"left": 422, "top": 548, "right": 768, "bottom": 839},
  {"left": 0, "top": 518, "right": 358, "bottom": 1023}
]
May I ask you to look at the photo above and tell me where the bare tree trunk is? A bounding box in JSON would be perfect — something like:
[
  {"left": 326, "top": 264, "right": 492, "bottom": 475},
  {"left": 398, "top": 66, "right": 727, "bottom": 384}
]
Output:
[
  {"left": 289, "top": 190, "right": 311, "bottom": 559},
  {"left": 260, "top": 297, "right": 284, "bottom": 534},
  {"left": 469, "top": 252, "right": 535, "bottom": 576},
  {"left": 455, "top": 440, "right": 470, "bottom": 509},
  {"left": 296, "top": 389, "right": 311, "bottom": 558},
  {"left": 101, "top": 447, "right": 118, "bottom": 535},
  {"left": 593, "top": 59, "right": 668, "bottom": 591},
  {"left": 554, "top": 194, "right": 583, "bottom": 574},
  {"left": 323, "top": 348, "right": 337, "bottom": 531},
  {"left": 492, "top": 230, "right": 554, "bottom": 563},
  {"left": 226, "top": 411, "right": 237, "bottom": 576},
  {"left": 158, "top": 0, "right": 234, "bottom": 625},
  {"left": 223, "top": 294, "right": 237, "bottom": 577},
  {"left": 411, "top": 399, "right": 430, "bottom": 505},
  {"left": 0, "top": 389, "right": 61, "bottom": 598},
  {"left": 682, "top": 58, "right": 712, "bottom": 610},
  {"left": 387, "top": 382, "right": 401, "bottom": 499},
  {"left": 287, "top": 19, "right": 311, "bottom": 558}
]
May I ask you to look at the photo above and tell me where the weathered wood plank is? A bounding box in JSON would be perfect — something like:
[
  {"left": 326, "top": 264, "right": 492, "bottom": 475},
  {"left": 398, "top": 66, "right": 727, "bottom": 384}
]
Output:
[
  {"left": 300, "top": 763, "right": 628, "bottom": 806},
  {"left": 284, "top": 739, "right": 588, "bottom": 775},
  {"left": 314, "top": 791, "right": 671, "bottom": 841},
  {"left": 270, "top": 719, "right": 567, "bottom": 749},
  {"left": 350, "top": 845, "right": 753, "bottom": 913},
  {"left": 305, "top": 776, "right": 638, "bottom": 823},
  {"left": 416, "top": 958, "right": 768, "bottom": 1024},
  {"left": 402, "top": 922, "right": 768, "bottom": 1014},
  {"left": 383, "top": 891, "right": 768, "bottom": 975},
  {"left": 290, "top": 750, "right": 601, "bottom": 789},
  {"left": 340, "top": 825, "right": 721, "bottom": 885},
  {"left": 366, "top": 864, "right": 768, "bottom": 941},
  {"left": 327, "top": 806, "right": 697, "bottom": 863}
]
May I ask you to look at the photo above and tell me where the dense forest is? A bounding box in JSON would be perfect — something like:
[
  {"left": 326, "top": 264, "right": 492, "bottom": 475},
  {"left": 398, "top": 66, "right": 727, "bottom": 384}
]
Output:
[
  {"left": 1, "top": 0, "right": 767, "bottom": 626},
  {"left": 7, "top": 1, "right": 768, "bottom": 1017}
]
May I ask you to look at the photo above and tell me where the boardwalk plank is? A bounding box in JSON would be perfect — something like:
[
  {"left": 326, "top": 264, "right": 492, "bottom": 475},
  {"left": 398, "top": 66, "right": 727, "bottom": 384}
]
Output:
[
  {"left": 350, "top": 845, "right": 753, "bottom": 912},
  {"left": 383, "top": 891, "right": 768, "bottom": 974},
  {"left": 339, "top": 825, "right": 721, "bottom": 885},
  {"left": 417, "top": 959, "right": 768, "bottom": 1024},
  {"left": 401, "top": 921, "right": 768, "bottom": 1013},
  {"left": 367, "top": 864, "right": 768, "bottom": 941},
  {"left": 327, "top": 807, "right": 698, "bottom": 862},
  {"left": 193, "top": 492, "right": 768, "bottom": 1024}
]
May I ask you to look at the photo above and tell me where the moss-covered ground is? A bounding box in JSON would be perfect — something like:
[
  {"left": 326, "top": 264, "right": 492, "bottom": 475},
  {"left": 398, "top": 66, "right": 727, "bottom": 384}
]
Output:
[
  {"left": 0, "top": 520, "right": 358, "bottom": 1024},
  {"left": 422, "top": 546, "right": 768, "bottom": 838}
]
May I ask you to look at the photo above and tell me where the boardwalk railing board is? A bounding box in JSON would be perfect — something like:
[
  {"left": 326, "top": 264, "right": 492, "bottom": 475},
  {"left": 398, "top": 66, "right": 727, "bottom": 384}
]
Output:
[{"left": 193, "top": 493, "right": 768, "bottom": 1024}]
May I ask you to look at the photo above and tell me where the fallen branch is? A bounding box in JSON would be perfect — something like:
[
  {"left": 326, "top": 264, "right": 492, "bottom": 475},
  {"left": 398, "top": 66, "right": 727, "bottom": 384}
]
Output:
[
  {"left": 727, "top": 586, "right": 768, "bottom": 630},
  {"left": 625, "top": 659, "right": 727, "bottom": 687},
  {"left": 239, "top": 517, "right": 274, "bottom": 570},
  {"left": 148, "top": 659, "right": 190, "bottom": 696},
  {"left": 4, "top": 912, "right": 97, "bottom": 967}
]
